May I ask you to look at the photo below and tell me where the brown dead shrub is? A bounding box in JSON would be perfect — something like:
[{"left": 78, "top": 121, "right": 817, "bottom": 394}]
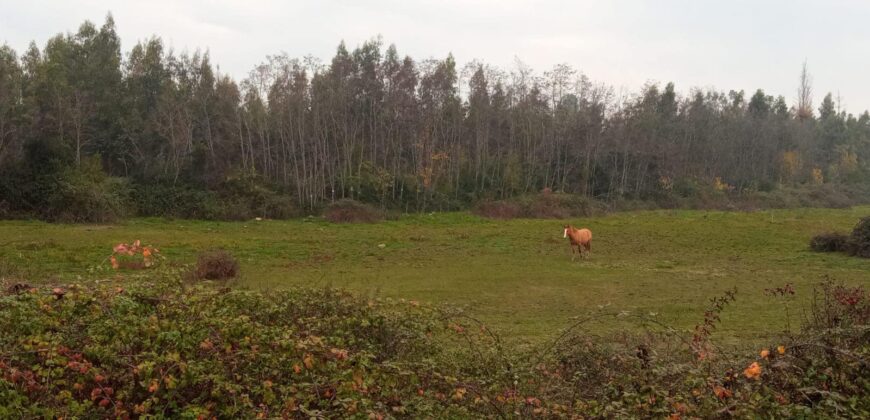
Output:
[
  {"left": 194, "top": 249, "right": 239, "bottom": 280},
  {"left": 324, "top": 199, "right": 383, "bottom": 223},
  {"left": 474, "top": 193, "right": 600, "bottom": 219},
  {"left": 846, "top": 217, "right": 870, "bottom": 258},
  {"left": 526, "top": 194, "right": 572, "bottom": 219},
  {"left": 472, "top": 200, "right": 524, "bottom": 219},
  {"left": 809, "top": 232, "right": 849, "bottom": 252}
]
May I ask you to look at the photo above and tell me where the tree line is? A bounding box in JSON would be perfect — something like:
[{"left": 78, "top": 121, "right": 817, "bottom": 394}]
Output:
[{"left": 1, "top": 16, "right": 869, "bottom": 220}]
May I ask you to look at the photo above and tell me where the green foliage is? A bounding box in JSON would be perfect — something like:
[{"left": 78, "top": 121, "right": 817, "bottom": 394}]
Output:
[
  {"left": 132, "top": 183, "right": 226, "bottom": 220},
  {"left": 847, "top": 217, "right": 870, "bottom": 258},
  {"left": 2, "top": 207, "right": 869, "bottom": 344},
  {"left": 48, "top": 161, "right": 133, "bottom": 223},
  {"left": 3, "top": 17, "right": 870, "bottom": 220},
  {"left": 810, "top": 232, "right": 849, "bottom": 252},
  {"left": 217, "top": 172, "right": 299, "bottom": 220},
  {"left": 0, "top": 277, "right": 446, "bottom": 418},
  {"left": 0, "top": 156, "right": 133, "bottom": 222},
  {"left": 131, "top": 175, "right": 298, "bottom": 221},
  {"left": 1, "top": 274, "right": 867, "bottom": 418}
]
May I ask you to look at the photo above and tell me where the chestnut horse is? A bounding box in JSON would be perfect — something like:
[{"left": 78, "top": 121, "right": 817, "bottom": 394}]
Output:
[{"left": 563, "top": 224, "right": 592, "bottom": 260}]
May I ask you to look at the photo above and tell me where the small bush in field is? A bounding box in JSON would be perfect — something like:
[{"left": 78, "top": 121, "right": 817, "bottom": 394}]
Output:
[
  {"left": 109, "top": 240, "right": 162, "bottom": 270},
  {"left": 846, "top": 216, "right": 870, "bottom": 258},
  {"left": 809, "top": 232, "right": 848, "bottom": 252},
  {"left": 323, "top": 199, "right": 383, "bottom": 223},
  {"left": 194, "top": 249, "right": 239, "bottom": 280},
  {"left": 526, "top": 193, "right": 573, "bottom": 218}
]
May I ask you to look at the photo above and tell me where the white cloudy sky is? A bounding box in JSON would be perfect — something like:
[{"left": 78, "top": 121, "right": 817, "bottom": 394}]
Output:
[{"left": 2, "top": 0, "right": 869, "bottom": 113}]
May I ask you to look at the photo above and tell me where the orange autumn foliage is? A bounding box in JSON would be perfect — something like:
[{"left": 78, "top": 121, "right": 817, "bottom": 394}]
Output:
[
  {"left": 713, "top": 385, "right": 733, "bottom": 400},
  {"left": 744, "top": 362, "right": 762, "bottom": 380}
]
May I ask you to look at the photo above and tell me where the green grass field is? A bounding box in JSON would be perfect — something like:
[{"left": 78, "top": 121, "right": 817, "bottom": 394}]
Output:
[{"left": 1, "top": 207, "right": 869, "bottom": 345}]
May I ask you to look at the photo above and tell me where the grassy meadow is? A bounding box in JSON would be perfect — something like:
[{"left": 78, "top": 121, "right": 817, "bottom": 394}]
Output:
[{"left": 1, "top": 206, "right": 869, "bottom": 345}]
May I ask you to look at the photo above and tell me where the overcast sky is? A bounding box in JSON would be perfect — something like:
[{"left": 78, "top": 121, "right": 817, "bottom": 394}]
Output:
[{"left": 2, "top": 0, "right": 869, "bottom": 113}]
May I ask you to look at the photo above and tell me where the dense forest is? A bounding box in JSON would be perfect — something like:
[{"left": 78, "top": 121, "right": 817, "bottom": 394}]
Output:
[{"left": 1, "top": 16, "right": 869, "bottom": 221}]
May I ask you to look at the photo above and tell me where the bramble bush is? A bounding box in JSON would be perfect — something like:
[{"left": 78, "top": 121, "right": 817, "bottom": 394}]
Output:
[
  {"left": 847, "top": 217, "right": 870, "bottom": 258},
  {"left": 0, "top": 275, "right": 458, "bottom": 418},
  {"left": 1, "top": 268, "right": 868, "bottom": 418},
  {"left": 132, "top": 176, "right": 299, "bottom": 222},
  {"left": 810, "top": 232, "right": 849, "bottom": 252},
  {"left": 324, "top": 199, "right": 386, "bottom": 223},
  {"left": 809, "top": 216, "right": 870, "bottom": 258}
]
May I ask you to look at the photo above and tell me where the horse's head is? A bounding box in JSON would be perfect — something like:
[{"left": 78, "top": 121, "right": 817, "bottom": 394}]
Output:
[{"left": 563, "top": 224, "right": 571, "bottom": 238}]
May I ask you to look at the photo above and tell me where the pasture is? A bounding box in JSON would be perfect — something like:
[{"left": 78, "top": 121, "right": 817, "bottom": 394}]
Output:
[{"left": 1, "top": 207, "right": 869, "bottom": 345}]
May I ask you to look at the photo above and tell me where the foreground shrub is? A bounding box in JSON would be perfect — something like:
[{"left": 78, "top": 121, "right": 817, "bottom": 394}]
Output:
[
  {"left": 324, "top": 199, "right": 383, "bottom": 223},
  {"left": 0, "top": 276, "right": 867, "bottom": 418},
  {"left": 809, "top": 232, "right": 849, "bottom": 252},
  {"left": 194, "top": 249, "right": 240, "bottom": 280},
  {"left": 0, "top": 278, "right": 449, "bottom": 418},
  {"left": 847, "top": 216, "right": 870, "bottom": 258}
]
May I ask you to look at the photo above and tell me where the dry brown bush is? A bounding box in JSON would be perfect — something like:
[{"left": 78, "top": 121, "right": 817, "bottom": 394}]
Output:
[
  {"left": 471, "top": 200, "right": 524, "bottom": 219},
  {"left": 324, "top": 199, "right": 383, "bottom": 223},
  {"left": 809, "top": 232, "right": 849, "bottom": 252},
  {"left": 194, "top": 249, "right": 239, "bottom": 280}
]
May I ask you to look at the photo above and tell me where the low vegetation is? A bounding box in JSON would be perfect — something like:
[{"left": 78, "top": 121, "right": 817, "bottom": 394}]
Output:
[
  {"left": 475, "top": 184, "right": 870, "bottom": 221},
  {"left": 0, "top": 208, "right": 868, "bottom": 417},
  {"left": 0, "top": 271, "right": 867, "bottom": 418},
  {"left": 810, "top": 232, "right": 849, "bottom": 252},
  {"left": 473, "top": 192, "right": 603, "bottom": 219},
  {"left": 847, "top": 216, "right": 870, "bottom": 258},
  {"left": 811, "top": 216, "right": 870, "bottom": 258},
  {"left": 2, "top": 207, "right": 869, "bottom": 344},
  {"left": 324, "top": 199, "right": 386, "bottom": 223},
  {"left": 193, "top": 249, "right": 239, "bottom": 280}
]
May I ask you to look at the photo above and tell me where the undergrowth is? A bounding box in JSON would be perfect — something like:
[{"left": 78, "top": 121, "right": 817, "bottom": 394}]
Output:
[{"left": 1, "top": 268, "right": 867, "bottom": 418}]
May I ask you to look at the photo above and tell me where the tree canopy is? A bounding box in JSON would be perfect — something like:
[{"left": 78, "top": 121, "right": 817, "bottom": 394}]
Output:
[{"left": 1, "top": 16, "right": 869, "bottom": 220}]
